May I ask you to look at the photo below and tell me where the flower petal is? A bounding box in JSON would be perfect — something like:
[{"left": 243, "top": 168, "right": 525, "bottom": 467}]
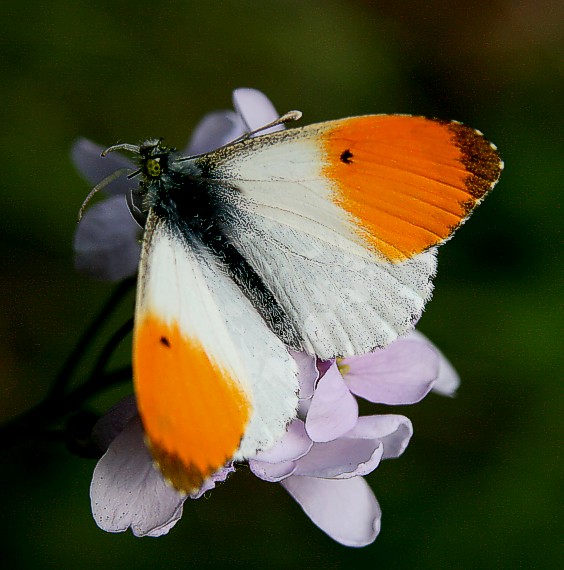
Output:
[
  {"left": 408, "top": 330, "right": 460, "bottom": 396},
  {"left": 293, "top": 438, "right": 383, "bottom": 479},
  {"left": 281, "top": 476, "right": 381, "bottom": 547},
  {"left": 74, "top": 194, "right": 141, "bottom": 281},
  {"left": 72, "top": 138, "right": 135, "bottom": 195},
  {"left": 190, "top": 464, "right": 235, "bottom": 500},
  {"left": 248, "top": 459, "right": 296, "bottom": 482},
  {"left": 317, "top": 359, "right": 334, "bottom": 378},
  {"left": 185, "top": 111, "right": 246, "bottom": 155},
  {"left": 346, "top": 415, "right": 413, "bottom": 460},
  {"left": 251, "top": 420, "right": 312, "bottom": 463},
  {"left": 305, "top": 364, "right": 358, "bottom": 442},
  {"left": 90, "top": 416, "right": 186, "bottom": 537},
  {"left": 291, "top": 351, "right": 318, "bottom": 400},
  {"left": 342, "top": 338, "right": 439, "bottom": 405},
  {"left": 232, "top": 88, "right": 282, "bottom": 133},
  {"left": 91, "top": 396, "right": 137, "bottom": 452}
]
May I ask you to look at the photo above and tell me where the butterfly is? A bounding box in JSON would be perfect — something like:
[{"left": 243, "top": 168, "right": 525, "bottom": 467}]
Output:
[{"left": 80, "top": 110, "right": 502, "bottom": 494}]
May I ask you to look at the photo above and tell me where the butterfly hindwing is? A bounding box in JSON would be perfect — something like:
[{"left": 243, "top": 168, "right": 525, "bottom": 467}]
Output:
[{"left": 224, "top": 209, "right": 436, "bottom": 358}]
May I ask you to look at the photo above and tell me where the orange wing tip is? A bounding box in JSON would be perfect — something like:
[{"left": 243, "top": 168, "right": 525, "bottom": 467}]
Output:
[
  {"left": 149, "top": 438, "right": 222, "bottom": 495},
  {"left": 322, "top": 115, "right": 502, "bottom": 263},
  {"left": 435, "top": 119, "right": 503, "bottom": 200},
  {"left": 134, "top": 314, "right": 253, "bottom": 496}
]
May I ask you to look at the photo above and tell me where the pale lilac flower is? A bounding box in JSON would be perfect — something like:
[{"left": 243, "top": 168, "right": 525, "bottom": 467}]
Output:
[
  {"left": 73, "top": 88, "right": 281, "bottom": 281},
  {"left": 408, "top": 330, "right": 460, "bottom": 396},
  {"left": 90, "top": 395, "right": 233, "bottom": 537},
  {"left": 248, "top": 333, "right": 458, "bottom": 547},
  {"left": 304, "top": 330, "right": 459, "bottom": 442},
  {"left": 90, "top": 333, "right": 457, "bottom": 546}
]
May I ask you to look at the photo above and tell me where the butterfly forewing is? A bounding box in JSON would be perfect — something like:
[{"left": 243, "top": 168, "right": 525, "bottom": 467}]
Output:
[
  {"left": 185, "top": 115, "right": 501, "bottom": 357},
  {"left": 133, "top": 211, "right": 299, "bottom": 494}
]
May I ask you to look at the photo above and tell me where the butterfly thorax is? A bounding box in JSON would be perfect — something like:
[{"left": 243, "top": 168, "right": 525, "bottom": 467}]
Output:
[{"left": 134, "top": 139, "right": 202, "bottom": 217}]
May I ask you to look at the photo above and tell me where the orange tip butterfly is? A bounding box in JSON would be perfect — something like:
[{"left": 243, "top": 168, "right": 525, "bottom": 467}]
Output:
[{"left": 80, "top": 107, "right": 502, "bottom": 494}]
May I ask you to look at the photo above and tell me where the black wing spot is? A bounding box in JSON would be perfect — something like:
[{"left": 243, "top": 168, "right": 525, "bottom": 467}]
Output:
[
  {"left": 340, "top": 149, "right": 353, "bottom": 164},
  {"left": 160, "top": 336, "right": 171, "bottom": 348}
]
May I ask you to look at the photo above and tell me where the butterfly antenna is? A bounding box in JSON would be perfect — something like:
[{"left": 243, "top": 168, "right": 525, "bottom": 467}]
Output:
[
  {"left": 174, "top": 110, "right": 303, "bottom": 164},
  {"left": 101, "top": 143, "right": 141, "bottom": 157},
  {"left": 245, "top": 110, "right": 303, "bottom": 138},
  {"left": 77, "top": 167, "right": 132, "bottom": 222},
  {"left": 228, "top": 110, "right": 303, "bottom": 145}
]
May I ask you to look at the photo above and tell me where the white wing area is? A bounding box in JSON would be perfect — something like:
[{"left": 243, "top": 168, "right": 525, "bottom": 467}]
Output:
[
  {"left": 198, "top": 130, "right": 437, "bottom": 358},
  {"left": 229, "top": 215, "right": 436, "bottom": 358},
  {"left": 208, "top": 131, "right": 374, "bottom": 259},
  {"left": 137, "top": 214, "right": 299, "bottom": 458}
]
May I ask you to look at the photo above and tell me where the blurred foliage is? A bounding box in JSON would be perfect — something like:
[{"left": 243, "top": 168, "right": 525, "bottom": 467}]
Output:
[{"left": 0, "top": 0, "right": 561, "bottom": 568}]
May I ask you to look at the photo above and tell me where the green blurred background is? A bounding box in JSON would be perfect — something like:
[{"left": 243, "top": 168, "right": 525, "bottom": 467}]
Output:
[{"left": 1, "top": 1, "right": 561, "bottom": 568}]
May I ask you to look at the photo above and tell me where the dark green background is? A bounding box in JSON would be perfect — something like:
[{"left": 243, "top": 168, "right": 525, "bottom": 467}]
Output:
[{"left": 1, "top": 1, "right": 561, "bottom": 568}]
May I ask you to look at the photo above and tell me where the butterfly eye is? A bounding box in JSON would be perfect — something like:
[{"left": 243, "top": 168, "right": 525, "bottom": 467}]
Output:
[{"left": 145, "top": 157, "right": 162, "bottom": 178}]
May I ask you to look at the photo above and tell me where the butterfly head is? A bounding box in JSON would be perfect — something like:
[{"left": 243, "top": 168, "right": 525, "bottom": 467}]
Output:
[
  {"left": 137, "top": 138, "right": 174, "bottom": 181},
  {"left": 77, "top": 138, "right": 179, "bottom": 224}
]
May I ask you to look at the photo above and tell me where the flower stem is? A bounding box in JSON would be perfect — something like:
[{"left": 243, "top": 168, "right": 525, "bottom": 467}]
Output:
[
  {"left": 0, "top": 279, "right": 136, "bottom": 450},
  {"left": 48, "top": 277, "right": 135, "bottom": 399},
  {"left": 0, "top": 366, "right": 133, "bottom": 448}
]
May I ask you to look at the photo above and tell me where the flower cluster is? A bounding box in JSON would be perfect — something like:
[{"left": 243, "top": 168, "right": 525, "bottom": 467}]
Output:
[
  {"left": 89, "top": 335, "right": 457, "bottom": 546},
  {"left": 75, "top": 89, "right": 459, "bottom": 547}
]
